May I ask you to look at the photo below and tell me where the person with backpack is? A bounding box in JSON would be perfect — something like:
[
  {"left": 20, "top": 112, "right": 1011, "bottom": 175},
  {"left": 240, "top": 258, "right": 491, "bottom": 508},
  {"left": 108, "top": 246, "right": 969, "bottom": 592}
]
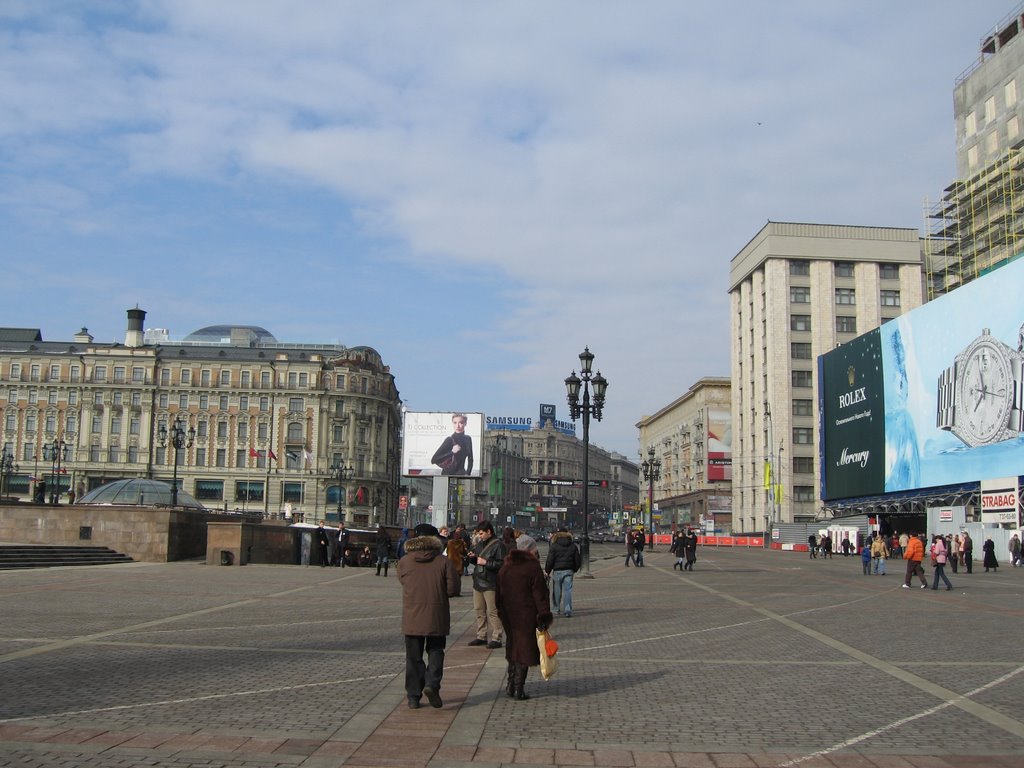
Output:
[{"left": 544, "top": 525, "right": 581, "bottom": 618}]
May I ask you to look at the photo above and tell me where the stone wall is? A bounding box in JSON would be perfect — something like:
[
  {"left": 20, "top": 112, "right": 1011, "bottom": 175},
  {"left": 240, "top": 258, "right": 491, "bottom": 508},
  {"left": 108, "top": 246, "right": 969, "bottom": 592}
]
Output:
[{"left": 0, "top": 502, "right": 256, "bottom": 562}]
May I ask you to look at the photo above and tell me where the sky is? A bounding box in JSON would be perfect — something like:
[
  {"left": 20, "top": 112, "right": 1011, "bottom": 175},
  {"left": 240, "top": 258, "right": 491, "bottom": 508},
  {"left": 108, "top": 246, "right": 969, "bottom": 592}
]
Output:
[{"left": 0, "top": 0, "right": 1016, "bottom": 458}]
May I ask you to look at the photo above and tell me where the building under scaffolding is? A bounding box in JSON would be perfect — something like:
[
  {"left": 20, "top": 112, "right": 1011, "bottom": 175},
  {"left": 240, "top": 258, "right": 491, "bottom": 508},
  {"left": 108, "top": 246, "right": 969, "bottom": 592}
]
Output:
[{"left": 925, "top": 148, "right": 1024, "bottom": 300}]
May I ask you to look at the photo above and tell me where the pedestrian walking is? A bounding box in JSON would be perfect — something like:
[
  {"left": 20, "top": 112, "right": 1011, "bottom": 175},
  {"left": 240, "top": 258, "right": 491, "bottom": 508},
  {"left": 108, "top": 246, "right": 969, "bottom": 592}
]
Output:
[
  {"left": 1008, "top": 533, "right": 1020, "bottom": 567},
  {"left": 861, "top": 539, "right": 872, "bottom": 575},
  {"left": 962, "top": 532, "right": 974, "bottom": 573},
  {"left": 545, "top": 525, "right": 581, "bottom": 617},
  {"left": 315, "top": 521, "right": 330, "bottom": 567},
  {"left": 682, "top": 528, "right": 698, "bottom": 571},
  {"left": 375, "top": 525, "right": 393, "bottom": 576},
  {"left": 902, "top": 533, "right": 929, "bottom": 589},
  {"left": 808, "top": 533, "right": 817, "bottom": 559},
  {"left": 397, "top": 523, "right": 460, "bottom": 709},
  {"left": 982, "top": 538, "right": 999, "bottom": 572},
  {"left": 468, "top": 521, "right": 506, "bottom": 648},
  {"left": 496, "top": 541, "right": 553, "bottom": 701},
  {"left": 950, "top": 534, "right": 961, "bottom": 574},
  {"left": 633, "top": 529, "right": 646, "bottom": 566},
  {"left": 445, "top": 530, "right": 467, "bottom": 595},
  {"left": 870, "top": 533, "right": 889, "bottom": 574},
  {"left": 625, "top": 528, "right": 635, "bottom": 567},
  {"left": 670, "top": 530, "right": 685, "bottom": 570},
  {"left": 930, "top": 534, "right": 953, "bottom": 591}
]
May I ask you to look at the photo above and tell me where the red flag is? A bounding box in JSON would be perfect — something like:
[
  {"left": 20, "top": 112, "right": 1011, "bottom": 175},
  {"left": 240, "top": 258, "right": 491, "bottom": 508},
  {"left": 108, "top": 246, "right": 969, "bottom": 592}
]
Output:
[
  {"left": 249, "top": 448, "right": 260, "bottom": 458},
  {"left": 268, "top": 449, "right": 277, "bottom": 461}
]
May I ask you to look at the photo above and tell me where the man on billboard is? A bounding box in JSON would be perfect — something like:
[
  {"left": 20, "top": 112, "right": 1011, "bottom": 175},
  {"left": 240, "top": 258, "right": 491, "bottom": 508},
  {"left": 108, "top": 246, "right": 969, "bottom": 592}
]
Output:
[{"left": 431, "top": 413, "right": 474, "bottom": 476}]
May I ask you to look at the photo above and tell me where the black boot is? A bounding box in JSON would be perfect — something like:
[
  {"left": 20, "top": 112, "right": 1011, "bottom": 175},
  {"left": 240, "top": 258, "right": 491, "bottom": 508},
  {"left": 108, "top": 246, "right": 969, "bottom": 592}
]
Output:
[
  {"left": 513, "top": 662, "right": 530, "bottom": 700},
  {"left": 376, "top": 564, "right": 381, "bottom": 576},
  {"left": 384, "top": 562, "right": 389, "bottom": 577},
  {"left": 506, "top": 662, "right": 516, "bottom": 698}
]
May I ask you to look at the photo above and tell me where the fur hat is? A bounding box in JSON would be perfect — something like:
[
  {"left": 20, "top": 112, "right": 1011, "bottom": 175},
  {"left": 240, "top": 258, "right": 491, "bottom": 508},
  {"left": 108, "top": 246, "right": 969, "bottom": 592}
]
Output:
[{"left": 413, "top": 523, "right": 439, "bottom": 537}]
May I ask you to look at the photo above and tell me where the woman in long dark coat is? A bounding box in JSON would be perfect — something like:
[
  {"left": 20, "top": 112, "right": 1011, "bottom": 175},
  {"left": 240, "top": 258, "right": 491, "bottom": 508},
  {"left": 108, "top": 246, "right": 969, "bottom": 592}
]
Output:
[
  {"left": 496, "top": 547, "right": 552, "bottom": 700},
  {"left": 982, "top": 538, "right": 999, "bottom": 572}
]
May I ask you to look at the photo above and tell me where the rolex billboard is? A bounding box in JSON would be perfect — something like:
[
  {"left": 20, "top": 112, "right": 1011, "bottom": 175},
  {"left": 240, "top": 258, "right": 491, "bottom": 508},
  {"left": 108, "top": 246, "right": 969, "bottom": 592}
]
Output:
[{"left": 820, "top": 257, "right": 1024, "bottom": 501}]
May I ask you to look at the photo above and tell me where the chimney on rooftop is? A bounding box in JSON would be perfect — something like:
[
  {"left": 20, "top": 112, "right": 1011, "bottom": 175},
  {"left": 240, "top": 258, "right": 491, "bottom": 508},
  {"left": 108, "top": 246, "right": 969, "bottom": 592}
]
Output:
[{"left": 125, "top": 307, "right": 146, "bottom": 348}]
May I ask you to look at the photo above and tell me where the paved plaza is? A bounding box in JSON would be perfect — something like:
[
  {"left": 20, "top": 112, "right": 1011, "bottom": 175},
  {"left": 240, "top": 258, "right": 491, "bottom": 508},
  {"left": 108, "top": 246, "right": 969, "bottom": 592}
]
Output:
[{"left": 1, "top": 543, "right": 1023, "bottom": 768}]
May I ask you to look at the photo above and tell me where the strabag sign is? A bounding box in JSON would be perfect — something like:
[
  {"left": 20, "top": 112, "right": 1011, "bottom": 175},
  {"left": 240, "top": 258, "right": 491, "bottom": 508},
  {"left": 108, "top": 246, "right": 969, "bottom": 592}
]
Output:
[{"left": 980, "top": 477, "right": 1020, "bottom": 525}]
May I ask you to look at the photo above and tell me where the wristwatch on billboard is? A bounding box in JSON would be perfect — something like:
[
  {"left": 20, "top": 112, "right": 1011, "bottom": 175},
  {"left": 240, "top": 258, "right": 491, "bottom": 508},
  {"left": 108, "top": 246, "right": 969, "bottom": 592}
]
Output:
[{"left": 936, "top": 327, "right": 1024, "bottom": 447}]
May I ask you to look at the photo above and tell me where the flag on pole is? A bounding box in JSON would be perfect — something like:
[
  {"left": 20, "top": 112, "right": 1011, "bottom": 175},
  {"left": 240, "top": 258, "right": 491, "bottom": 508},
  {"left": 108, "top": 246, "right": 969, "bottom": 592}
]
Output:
[
  {"left": 248, "top": 447, "right": 261, "bottom": 459},
  {"left": 268, "top": 449, "right": 277, "bottom": 461},
  {"left": 763, "top": 460, "right": 771, "bottom": 490},
  {"left": 302, "top": 448, "right": 312, "bottom": 468}
]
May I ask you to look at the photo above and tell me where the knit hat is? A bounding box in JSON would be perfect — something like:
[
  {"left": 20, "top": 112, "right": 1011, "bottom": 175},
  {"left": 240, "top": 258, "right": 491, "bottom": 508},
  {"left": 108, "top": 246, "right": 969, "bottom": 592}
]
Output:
[{"left": 413, "top": 523, "right": 439, "bottom": 537}]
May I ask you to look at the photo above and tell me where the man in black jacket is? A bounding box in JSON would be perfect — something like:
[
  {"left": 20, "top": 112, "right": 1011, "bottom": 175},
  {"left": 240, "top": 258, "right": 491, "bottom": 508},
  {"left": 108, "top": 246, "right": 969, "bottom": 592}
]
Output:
[
  {"left": 545, "top": 526, "right": 581, "bottom": 617},
  {"left": 468, "top": 521, "right": 506, "bottom": 648}
]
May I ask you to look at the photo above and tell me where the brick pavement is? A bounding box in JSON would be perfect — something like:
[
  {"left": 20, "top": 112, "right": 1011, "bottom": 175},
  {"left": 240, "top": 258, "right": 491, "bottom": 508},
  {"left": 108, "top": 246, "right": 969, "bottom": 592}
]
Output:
[{"left": 1, "top": 545, "right": 1022, "bottom": 767}]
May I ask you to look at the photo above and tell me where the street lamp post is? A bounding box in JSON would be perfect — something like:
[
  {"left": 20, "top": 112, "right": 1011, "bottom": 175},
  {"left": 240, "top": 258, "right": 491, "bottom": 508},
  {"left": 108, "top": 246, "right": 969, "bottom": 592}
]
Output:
[
  {"left": 43, "top": 438, "right": 70, "bottom": 505},
  {"left": 0, "top": 447, "right": 18, "bottom": 499},
  {"left": 565, "top": 346, "right": 608, "bottom": 577},
  {"left": 330, "top": 462, "right": 354, "bottom": 521},
  {"left": 641, "top": 446, "right": 661, "bottom": 547},
  {"left": 158, "top": 416, "right": 195, "bottom": 507}
]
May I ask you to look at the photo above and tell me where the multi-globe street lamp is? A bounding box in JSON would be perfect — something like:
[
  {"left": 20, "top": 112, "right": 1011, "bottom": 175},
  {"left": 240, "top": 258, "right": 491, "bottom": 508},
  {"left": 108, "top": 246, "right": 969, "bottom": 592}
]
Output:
[
  {"left": 0, "top": 447, "right": 19, "bottom": 499},
  {"left": 43, "top": 438, "right": 70, "bottom": 505},
  {"left": 641, "top": 446, "right": 661, "bottom": 546},
  {"left": 158, "top": 416, "right": 195, "bottom": 508},
  {"left": 564, "top": 346, "right": 608, "bottom": 577},
  {"left": 330, "top": 462, "right": 355, "bottom": 520}
]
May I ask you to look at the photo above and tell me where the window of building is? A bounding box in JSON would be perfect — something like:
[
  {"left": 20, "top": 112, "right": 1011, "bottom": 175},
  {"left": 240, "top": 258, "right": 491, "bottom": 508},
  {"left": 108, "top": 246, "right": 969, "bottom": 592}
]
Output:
[
  {"left": 288, "top": 397, "right": 303, "bottom": 412},
  {"left": 791, "top": 342, "right": 812, "bottom": 360},
  {"left": 259, "top": 396, "right": 269, "bottom": 412},
  {"left": 335, "top": 398, "right": 344, "bottom": 416},
  {"left": 93, "top": 392, "right": 103, "bottom": 405},
  {"left": 160, "top": 369, "right": 170, "bottom": 385},
  {"left": 789, "top": 260, "right": 810, "bottom": 276},
  {"left": 791, "top": 315, "right": 811, "bottom": 332},
  {"left": 258, "top": 422, "right": 269, "bottom": 440},
  {"left": 194, "top": 447, "right": 206, "bottom": 466},
  {"left": 879, "top": 263, "right": 899, "bottom": 280},
  {"left": 1009, "top": 115, "right": 1021, "bottom": 143},
  {"left": 29, "top": 364, "right": 40, "bottom": 381},
  {"left": 288, "top": 372, "right": 297, "bottom": 387},
  {"left": 113, "top": 366, "right": 125, "bottom": 383},
  {"left": 794, "top": 485, "right": 815, "bottom": 502},
  {"left": 299, "top": 372, "right": 308, "bottom": 387},
  {"left": 45, "top": 414, "right": 56, "bottom": 433},
  {"left": 10, "top": 363, "right": 21, "bottom": 379},
  {"left": 91, "top": 415, "right": 102, "bottom": 434},
  {"left": 793, "top": 456, "right": 814, "bottom": 474},
  {"left": 5, "top": 414, "right": 14, "bottom": 431},
  {"left": 109, "top": 448, "right": 120, "bottom": 463},
  {"left": 835, "top": 287, "right": 855, "bottom": 305},
  {"left": 287, "top": 422, "right": 303, "bottom": 441},
  {"left": 333, "top": 424, "right": 344, "bottom": 442},
  {"left": 22, "top": 443, "right": 32, "bottom": 461},
  {"left": 219, "top": 395, "right": 228, "bottom": 410},
  {"left": 7, "top": 389, "right": 15, "bottom": 403},
  {"left": 283, "top": 482, "right": 304, "bottom": 502},
  {"left": 201, "top": 370, "right": 211, "bottom": 386},
  {"left": 113, "top": 391, "right": 122, "bottom": 406},
  {"left": 68, "top": 391, "right": 78, "bottom": 406},
  {"left": 239, "top": 395, "right": 249, "bottom": 410},
  {"left": 216, "top": 448, "right": 227, "bottom": 467},
  {"left": 836, "top": 316, "right": 857, "bottom": 333},
  {"left": 790, "top": 286, "right": 810, "bottom": 303},
  {"left": 28, "top": 390, "right": 37, "bottom": 405},
  {"left": 65, "top": 415, "right": 76, "bottom": 434},
  {"left": 235, "top": 481, "right": 264, "bottom": 502},
  {"left": 179, "top": 394, "right": 188, "bottom": 409},
  {"left": 180, "top": 369, "right": 191, "bottom": 384},
  {"left": 335, "top": 374, "right": 346, "bottom": 390},
  {"left": 91, "top": 445, "right": 103, "bottom": 462},
  {"left": 48, "top": 390, "right": 57, "bottom": 405},
  {"left": 131, "top": 392, "right": 141, "bottom": 406},
  {"left": 986, "top": 130, "right": 998, "bottom": 156},
  {"left": 197, "top": 420, "right": 208, "bottom": 438},
  {"left": 199, "top": 395, "right": 209, "bottom": 410},
  {"left": 968, "top": 144, "right": 979, "bottom": 168},
  {"left": 195, "top": 479, "right": 222, "bottom": 500},
  {"left": 260, "top": 371, "right": 271, "bottom": 387},
  {"left": 130, "top": 417, "right": 140, "bottom": 435},
  {"left": 49, "top": 365, "right": 59, "bottom": 380},
  {"left": 361, "top": 377, "right": 368, "bottom": 394},
  {"left": 217, "top": 421, "right": 228, "bottom": 439},
  {"left": 70, "top": 365, "right": 80, "bottom": 383},
  {"left": 880, "top": 289, "right": 900, "bottom": 307},
  {"left": 110, "top": 415, "right": 121, "bottom": 434},
  {"left": 241, "top": 371, "right": 251, "bottom": 388},
  {"left": 220, "top": 370, "right": 230, "bottom": 386},
  {"left": 965, "top": 110, "right": 977, "bottom": 136},
  {"left": 159, "top": 393, "right": 169, "bottom": 408},
  {"left": 236, "top": 448, "right": 246, "bottom": 466},
  {"left": 985, "top": 95, "right": 996, "bottom": 123},
  {"left": 793, "top": 427, "right": 814, "bottom": 445},
  {"left": 791, "top": 370, "right": 813, "bottom": 388},
  {"left": 132, "top": 367, "right": 144, "bottom": 382},
  {"left": 128, "top": 446, "right": 138, "bottom": 463},
  {"left": 94, "top": 366, "right": 106, "bottom": 383}
]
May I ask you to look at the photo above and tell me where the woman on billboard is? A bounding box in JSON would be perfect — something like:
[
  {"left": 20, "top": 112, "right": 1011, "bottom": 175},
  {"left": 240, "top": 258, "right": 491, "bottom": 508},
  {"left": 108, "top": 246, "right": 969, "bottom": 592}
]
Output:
[{"left": 431, "top": 413, "right": 474, "bottom": 475}]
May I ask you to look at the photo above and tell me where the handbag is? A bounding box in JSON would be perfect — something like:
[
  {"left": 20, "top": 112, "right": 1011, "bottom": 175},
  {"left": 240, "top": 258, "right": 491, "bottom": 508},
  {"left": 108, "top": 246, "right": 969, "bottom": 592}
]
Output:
[{"left": 536, "top": 628, "right": 559, "bottom": 681}]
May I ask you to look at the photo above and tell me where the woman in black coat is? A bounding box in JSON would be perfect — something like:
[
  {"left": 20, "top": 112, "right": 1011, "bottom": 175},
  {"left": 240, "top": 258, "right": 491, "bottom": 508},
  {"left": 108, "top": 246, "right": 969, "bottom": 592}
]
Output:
[
  {"left": 982, "top": 538, "right": 999, "bottom": 572},
  {"left": 496, "top": 548, "right": 552, "bottom": 700}
]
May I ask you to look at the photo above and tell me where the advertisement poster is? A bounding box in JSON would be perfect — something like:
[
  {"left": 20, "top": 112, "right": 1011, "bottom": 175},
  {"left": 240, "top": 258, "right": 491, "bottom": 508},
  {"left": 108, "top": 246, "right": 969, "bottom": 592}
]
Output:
[
  {"left": 707, "top": 407, "right": 733, "bottom": 481},
  {"left": 402, "top": 411, "right": 484, "bottom": 478},
  {"left": 820, "top": 257, "right": 1024, "bottom": 500}
]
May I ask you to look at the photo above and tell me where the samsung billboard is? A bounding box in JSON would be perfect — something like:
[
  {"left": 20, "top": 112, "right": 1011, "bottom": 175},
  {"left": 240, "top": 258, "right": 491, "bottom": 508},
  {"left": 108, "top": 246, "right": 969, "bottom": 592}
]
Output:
[{"left": 819, "top": 257, "right": 1024, "bottom": 501}]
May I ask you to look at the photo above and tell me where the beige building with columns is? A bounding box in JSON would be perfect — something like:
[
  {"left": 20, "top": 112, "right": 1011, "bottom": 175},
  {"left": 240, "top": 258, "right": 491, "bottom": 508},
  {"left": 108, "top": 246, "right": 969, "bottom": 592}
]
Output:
[{"left": 728, "top": 222, "right": 924, "bottom": 532}]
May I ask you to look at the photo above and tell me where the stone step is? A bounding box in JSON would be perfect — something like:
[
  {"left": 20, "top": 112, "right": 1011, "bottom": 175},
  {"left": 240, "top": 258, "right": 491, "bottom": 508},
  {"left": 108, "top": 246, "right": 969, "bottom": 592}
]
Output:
[{"left": 0, "top": 545, "right": 134, "bottom": 569}]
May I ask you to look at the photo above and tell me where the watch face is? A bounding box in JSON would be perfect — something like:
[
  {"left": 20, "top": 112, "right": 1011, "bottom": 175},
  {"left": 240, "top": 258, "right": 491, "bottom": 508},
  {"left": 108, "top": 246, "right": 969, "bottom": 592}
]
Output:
[{"left": 955, "top": 338, "right": 1013, "bottom": 445}]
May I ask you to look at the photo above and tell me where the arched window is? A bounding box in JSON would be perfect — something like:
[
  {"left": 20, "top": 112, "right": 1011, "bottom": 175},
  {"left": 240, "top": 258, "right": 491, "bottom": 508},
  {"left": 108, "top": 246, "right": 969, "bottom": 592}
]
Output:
[{"left": 287, "top": 422, "right": 303, "bottom": 441}]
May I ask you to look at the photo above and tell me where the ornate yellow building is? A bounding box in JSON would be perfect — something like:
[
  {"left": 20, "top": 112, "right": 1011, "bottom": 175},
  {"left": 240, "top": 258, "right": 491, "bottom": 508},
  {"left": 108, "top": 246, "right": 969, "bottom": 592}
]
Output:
[{"left": 0, "top": 309, "right": 401, "bottom": 526}]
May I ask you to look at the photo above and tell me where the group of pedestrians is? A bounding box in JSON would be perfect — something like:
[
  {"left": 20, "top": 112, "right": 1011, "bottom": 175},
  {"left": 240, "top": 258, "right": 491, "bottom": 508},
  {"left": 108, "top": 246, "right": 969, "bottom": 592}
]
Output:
[
  {"left": 399, "top": 519, "right": 582, "bottom": 710},
  {"left": 669, "top": 529, "right": 698, "bottom": 571},
  {"left": 858, "top": 528, "right": 1011, "bottom": 591},
  {"left": 806, "top": 533, "right": 834, "bottom": 558},
  {"left": 624, "top": 528, "right": 647, "bottom": 566}
]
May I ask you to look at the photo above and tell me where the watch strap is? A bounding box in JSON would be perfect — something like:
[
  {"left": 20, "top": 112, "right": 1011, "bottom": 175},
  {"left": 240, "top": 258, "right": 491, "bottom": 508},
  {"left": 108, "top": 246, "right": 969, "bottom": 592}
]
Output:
[{"left": 936, "top": 362, "right": 957, "bottom": 431}]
